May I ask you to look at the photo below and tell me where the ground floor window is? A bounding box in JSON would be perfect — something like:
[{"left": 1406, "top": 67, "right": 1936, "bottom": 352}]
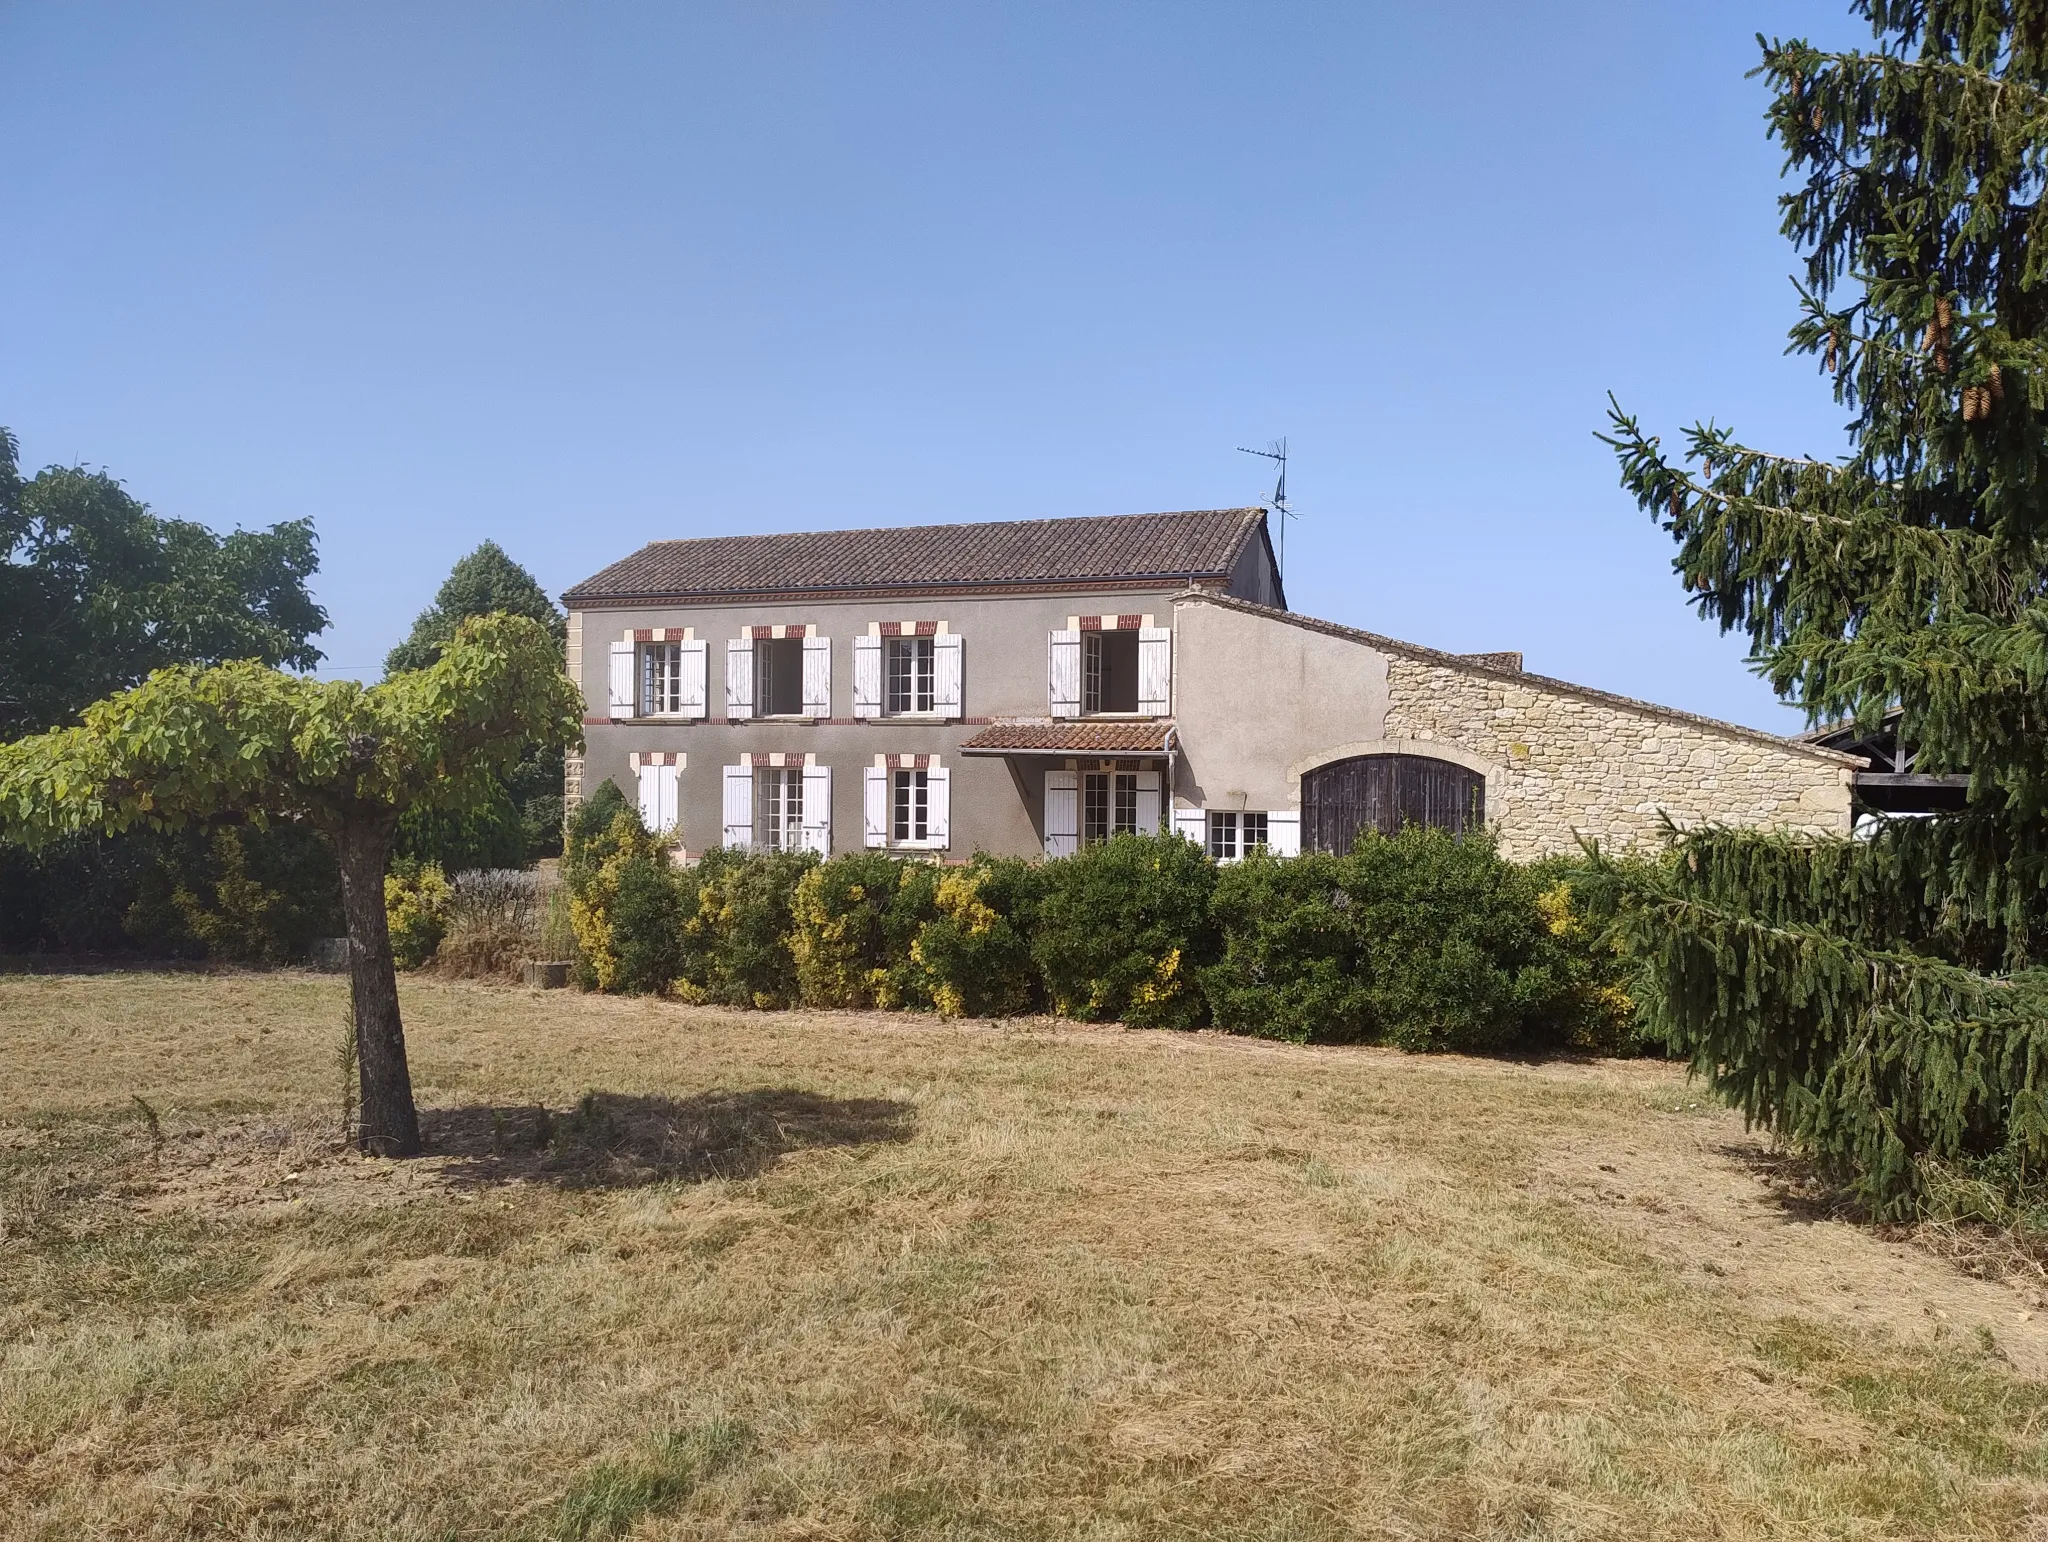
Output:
[
  {"left": 756, "top": 767, "right": 804, "bottom": 850},
  {"left": 1083, "top": 771, "right": 1140, "bottom": 844},
  {"left": 893, "top": 769, "right": 930, "bottom": 843},
  {"left": 1207, "top": 810, "right": 1268, "bottom": 859}
]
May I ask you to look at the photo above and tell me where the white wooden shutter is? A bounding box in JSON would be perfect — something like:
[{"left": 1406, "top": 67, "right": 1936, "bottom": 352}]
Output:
[
  {"left": 1137, "top": 627, "right": 1171, "bottom": 716},
  {"left": 933, "top": 633, "right": 963, "bottom": 718},
  {"left": 637, "top": 763, "right": 662, "bottom": 830},
  {"left": 802, "top": 635, "right": 832, "bottom": 718},
  {"left": 722, "top": 763, "right": 754, "bottom": 847},
  {"left": 863, "top": 765, "right": 888, "bottom": 847},
  {"left": 926, "top": 767, "right": 951, "bottom": 847},
  {"left": 1266, "top": 810, "right": 1301, "bottom": 857},
  {"left": 1173, "top": 806, "right": 1206, "bottom": 844},
  {"left": 1048, "top": 631, "right": 1081, "bottom": 718},
  {"left": 1044, "top": 769, "right": 1079, "bottom": 857},
  {"left": 608, "top": 642, "right": 635, "bottom": 719},
  {"left": 725, "top": 640, "right": 754, "bottom": 721},
  {"left": 1135, "top": 770, "right": 1161, "bottom": 835},
  {"left": 637, "top": 763, "right": 681, "bottom": 836},
  {"left": 679, "top": 638, "right": 708, "bottom": 719},
  {"left": 852, "top": 635, "right": 882, "bottom": 719},
  {"left": 800, "top": 763, "right": 832, "bottom": 854}
]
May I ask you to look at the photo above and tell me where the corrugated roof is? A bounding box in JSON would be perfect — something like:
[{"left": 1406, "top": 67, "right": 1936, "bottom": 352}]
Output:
[
  {"left": 958, "top": 721, "right": 1175, "bottom": 755},
  {"left": 563, "top": 508, "right": 1267, "bottom": 604}
]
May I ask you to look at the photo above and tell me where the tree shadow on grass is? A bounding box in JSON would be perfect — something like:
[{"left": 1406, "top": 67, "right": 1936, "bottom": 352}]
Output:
[{"left": 420, "top": 1088, "right": 914, "bottom": 1191}]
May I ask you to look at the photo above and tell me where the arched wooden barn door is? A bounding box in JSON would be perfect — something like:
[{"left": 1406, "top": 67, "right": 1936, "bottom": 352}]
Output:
[{"left": 1300, "top": 754, "right": 1486, "bottom": 854}]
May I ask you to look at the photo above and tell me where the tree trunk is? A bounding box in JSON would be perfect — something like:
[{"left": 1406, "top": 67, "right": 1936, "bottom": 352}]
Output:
[{"left": 334, "top": 813, "right": 421, "bottom": 1156}]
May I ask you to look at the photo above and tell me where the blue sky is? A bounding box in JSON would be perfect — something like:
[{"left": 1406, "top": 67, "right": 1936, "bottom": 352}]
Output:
[{"left": 2, "top": 2, "right": 1874, "bottom": 727}]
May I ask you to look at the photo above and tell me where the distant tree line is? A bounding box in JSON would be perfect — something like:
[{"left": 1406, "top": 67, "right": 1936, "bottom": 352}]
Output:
[{"left": 0, "top": 426, "right": 567, "bottom": 961}]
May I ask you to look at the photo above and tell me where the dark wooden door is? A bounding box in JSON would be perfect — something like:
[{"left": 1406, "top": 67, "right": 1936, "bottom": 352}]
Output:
[{"left": 1301, "top": 754, "right": 1485, "bottom": 853}]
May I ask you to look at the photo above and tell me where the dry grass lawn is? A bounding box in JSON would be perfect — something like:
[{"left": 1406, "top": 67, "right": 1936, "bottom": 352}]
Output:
[{"left": 4, "top": 969, "right": 2048, "bottom": 1540}]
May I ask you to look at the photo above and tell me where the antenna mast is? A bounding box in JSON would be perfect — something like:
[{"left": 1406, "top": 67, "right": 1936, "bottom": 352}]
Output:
[{"left": 1237, "top": 437, "right": 1293, "bottom": 587}]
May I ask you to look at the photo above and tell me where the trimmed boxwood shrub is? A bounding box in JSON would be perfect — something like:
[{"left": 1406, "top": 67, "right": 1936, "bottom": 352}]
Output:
[
  {"left": 1207, "top": 825, "right": 1591, "bottom": 1050},
  {"left": 911, "top": 855, "right": 1046, "bottom": 1018},
  {"left": 1030, "top": 833, "right": 1216, "bottom": 1028},
  {"left": 791, "top": 852, "right": 942, "bottom": 1009},
  {"left": 681, "top": 845, "right": 816, "bottom": 1008},
  {"left": 1205, "top": 848, "right": 1372, "bottom": 1042}
]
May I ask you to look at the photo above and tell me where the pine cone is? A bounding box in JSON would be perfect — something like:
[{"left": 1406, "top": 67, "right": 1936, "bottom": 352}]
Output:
[
  {"left": 1962, "top": 387, "right": 1980, "bottom": 422},
  {"left": 1825, "top": 334, "right": 1839, "bottom": 373},
  {"left": 1990, "top": 362, "right": 2004, "bottom": 400}
]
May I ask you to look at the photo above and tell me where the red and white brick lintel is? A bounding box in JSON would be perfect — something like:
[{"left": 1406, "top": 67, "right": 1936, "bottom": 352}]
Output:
[
  {"left": 625, "top": 627, "right": 696, "bottom": 643},
  {"left": 864, "top": 619, "right": 951, "bottom": 637},
  {"left": 628, "top": 750, "right": 687, "bottom": 771},
  {"left": 873, "top": 753, "right": 943, "bottom": 770},
  {"left": 1069, "top": 613, "right": 1155, "bottom": 632},
  {"left": 746, "top": 750, "right": 817, "bottom": 768},
  {"left": 747, "top": 622, "right": 817, "bottom": 640}
]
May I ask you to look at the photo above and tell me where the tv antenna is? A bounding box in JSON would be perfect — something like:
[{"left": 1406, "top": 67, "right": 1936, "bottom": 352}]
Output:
[{"left": 1237, "top": 437, "right": 1294, "bottom": 586}]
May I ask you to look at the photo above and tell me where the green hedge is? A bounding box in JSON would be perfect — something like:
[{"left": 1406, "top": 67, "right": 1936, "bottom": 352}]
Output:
[{"left": 559, "top": 796, "right": 1637, "bottom": 1054}]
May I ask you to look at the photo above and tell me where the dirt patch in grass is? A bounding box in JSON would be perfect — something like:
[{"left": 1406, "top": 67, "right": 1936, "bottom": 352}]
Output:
[{"left": 5, "top": 971, "right": 2048, "bottom": 1539}]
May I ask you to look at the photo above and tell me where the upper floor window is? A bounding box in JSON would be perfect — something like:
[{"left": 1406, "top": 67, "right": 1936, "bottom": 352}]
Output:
[
  {"left": 1083, "top": 631, "right": 1139, "bottom": 715},
  {"left": 608, "top": 629, "right": 705, "bottom": 721},
  {"left": 852, "top": 624, "right": 961, "bottom": 720},
  {"left": 887, "top": 636, "right": 936, "bottom": 715},
  {"left": 642, "top": 642, "right": 686, "bottom": 716},
  {"left": 756, "top": 637, "right": 805, "bottom": 716},
  {"left": 1049, "top": 618, "right": 1170, "bottom": 720},
  {"left": 726, "top": 626, "right": 829, "bottom": 721}
]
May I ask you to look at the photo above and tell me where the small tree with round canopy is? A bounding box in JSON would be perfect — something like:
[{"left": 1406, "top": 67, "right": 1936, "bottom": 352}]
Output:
[{"left": 0, "top": 613, "right": 582, "bottom": 1155}]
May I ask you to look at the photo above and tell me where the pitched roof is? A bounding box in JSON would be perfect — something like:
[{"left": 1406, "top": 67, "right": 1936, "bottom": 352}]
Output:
[
  {"left": 1179, "top": 591, "right": 1866, "bottom": 768},
  {"left": 562, "top": 508, "right": 1268, "bottom": 605},
  {"left": 958, "top": 721, "right": 1175, "bottom": 756}
]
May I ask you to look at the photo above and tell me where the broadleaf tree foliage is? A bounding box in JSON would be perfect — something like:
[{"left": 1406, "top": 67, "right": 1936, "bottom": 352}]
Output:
[
  {"left": 0, "top": 614, "right": 582, "bottom": 1156},
  {"left": 1594, "top": 1, "right": 2048, "bottom": 1215},
  {"left": 0, "top": 427, "right": 327, "bottom": 740},
  {"left": 388, "top": 541, "right": 570, "bottom": 867}
]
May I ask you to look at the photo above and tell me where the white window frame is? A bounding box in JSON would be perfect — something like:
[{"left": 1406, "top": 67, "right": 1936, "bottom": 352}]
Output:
[
  {"left": 885, "top": 635, "right": 937, "bottom": 716},
  {"left": 756, "top": 765, "right": 806, "bottom": 852},
  {"left": 1206, "top": 809, "right": 1270, "bottom": 861}
]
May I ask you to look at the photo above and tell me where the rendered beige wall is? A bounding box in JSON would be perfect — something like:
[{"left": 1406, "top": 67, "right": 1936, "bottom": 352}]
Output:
[{"left": 1169, "top": 600, "right": 1390, "bottom": 812}]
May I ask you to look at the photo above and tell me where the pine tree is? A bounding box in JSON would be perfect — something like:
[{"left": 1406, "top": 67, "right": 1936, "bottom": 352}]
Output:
[{"left": 1596, "top": 2, "right": 2048, "bottom": 1216}]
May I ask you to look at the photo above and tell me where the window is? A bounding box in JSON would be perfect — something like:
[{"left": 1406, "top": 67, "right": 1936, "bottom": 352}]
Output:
[
  {"left": 1082, "top": 630, "right": 1140, "bottom": 714},
  {"left": 756, "top": 767, "right": 805, "bottom": 850},
  {"left": 1207, "top": 810, "right": 1269, "bottom": 860},
  {"left": 1083, "top": 771, "right": 1141, "bottom": 844},
  {"left": 892, "top": 769, "right": 930, "bottom": 842},
  {"left": 886, "top": 636, "right": 936, "bottom": 715},
  {"left": 755, "top": 638, "right": 805, "bottom": 716},
  {"left": 640, "top": 643, "right": 685, "bottom": 716}
]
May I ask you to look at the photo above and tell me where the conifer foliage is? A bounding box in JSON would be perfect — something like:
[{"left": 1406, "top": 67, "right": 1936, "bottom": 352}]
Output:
[{"left": 1598, "top": 2, "right": 2048, "bottom": 1215}]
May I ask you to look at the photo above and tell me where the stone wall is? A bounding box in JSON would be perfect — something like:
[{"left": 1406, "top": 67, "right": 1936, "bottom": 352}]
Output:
[
  {"left": 563, "top": 610, "right": 585, "bottom": 818},
  {"left": 1381, "top": 655, "right": 1856, "bottom": 859}
]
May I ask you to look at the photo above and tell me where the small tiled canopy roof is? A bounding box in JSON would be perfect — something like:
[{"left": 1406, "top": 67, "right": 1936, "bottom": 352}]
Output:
[
  {"left": 959, "top": 721, "right": 1174, "bottom": 755},
  {"left": 563, "top": 508, "right": 1266, "bottom": 603}
]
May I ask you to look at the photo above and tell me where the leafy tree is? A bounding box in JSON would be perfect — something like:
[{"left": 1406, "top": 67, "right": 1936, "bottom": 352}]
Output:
[
  {"left": 0, "top": 427, "right": 327, "bottom": 739},
  {"left": 1596, "top": 3, "right": 2048, "bottom": 1211},
  {"left": 0, "top": 614, "right": 582, "bottom": 1155},
  {"left": 387, "top": 541, "right": 568, "bottom": 863},
  {"left": 385, "top": 540, "right": 563, "bottom": 675}
]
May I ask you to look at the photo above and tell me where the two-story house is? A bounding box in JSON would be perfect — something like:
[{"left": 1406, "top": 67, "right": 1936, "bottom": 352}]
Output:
[{"left": 560, "top": 508, "right": 1863, "bottom": 862}]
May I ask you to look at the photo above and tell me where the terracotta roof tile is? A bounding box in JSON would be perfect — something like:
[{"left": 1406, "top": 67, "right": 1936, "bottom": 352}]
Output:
[
  {"left": 563, "top": 509, "right": 1266, "bottom": 604},
  {"left": 959, "top": 721, "right": 1174, "bottom": 754}
]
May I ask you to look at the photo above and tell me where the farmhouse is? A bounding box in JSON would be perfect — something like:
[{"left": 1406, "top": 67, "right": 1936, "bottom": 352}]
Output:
[{"left": 559, "top": 508, "right": 1860, "bottom": 860}]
